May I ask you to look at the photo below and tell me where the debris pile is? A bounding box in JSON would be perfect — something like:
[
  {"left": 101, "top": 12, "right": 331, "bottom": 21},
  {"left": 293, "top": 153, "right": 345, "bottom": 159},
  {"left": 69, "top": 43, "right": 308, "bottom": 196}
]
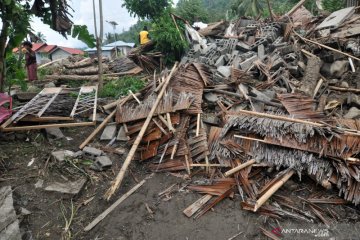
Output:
[
  {"left": 83, "top": 4, "right": 360, "bottom": 224},
  {"left": 44, "top": 55, "right": 142, "bottom": 82}
]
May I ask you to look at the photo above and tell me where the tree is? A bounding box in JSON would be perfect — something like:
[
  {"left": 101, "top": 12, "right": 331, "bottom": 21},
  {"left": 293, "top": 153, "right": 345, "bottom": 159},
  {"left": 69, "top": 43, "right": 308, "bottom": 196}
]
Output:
[
  {"left": 0, "top": 0, "right": 96, "bottom": 92},
  {"left": 122, "top": 0, "right": 171, "bottom": 20},
  {"left": 322, "top": 0, "right": 346, "bottom": 12},
  {"left": 176, "top": 0, "right": 209, "bottom": 23},
  {"left": 35, "top": 32, "right": 47, "bottom": 43},
  {"left": 93, "top": 0, "right": 104, "bottom": 90},
  {"left": 231, "top": 0, "right": 264, "bottom": 17}
]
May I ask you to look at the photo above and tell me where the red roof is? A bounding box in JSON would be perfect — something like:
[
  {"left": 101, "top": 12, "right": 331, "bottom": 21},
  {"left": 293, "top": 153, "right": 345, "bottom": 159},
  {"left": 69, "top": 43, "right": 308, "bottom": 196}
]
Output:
[
  {"left": 57, "top": 47, "right": 84, "bottom": 55},
  {"left": 12, "top": 42, "right": 46, "bottom": 53},
  {"left": 39, "top": 45, "right": 57, "bottom": 53}
]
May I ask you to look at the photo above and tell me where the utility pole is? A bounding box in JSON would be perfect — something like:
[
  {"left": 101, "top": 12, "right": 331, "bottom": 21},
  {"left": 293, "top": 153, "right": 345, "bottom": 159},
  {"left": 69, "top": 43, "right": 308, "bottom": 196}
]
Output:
[{"left": 106, "top": 20, "right": 119, "bottom": 58}]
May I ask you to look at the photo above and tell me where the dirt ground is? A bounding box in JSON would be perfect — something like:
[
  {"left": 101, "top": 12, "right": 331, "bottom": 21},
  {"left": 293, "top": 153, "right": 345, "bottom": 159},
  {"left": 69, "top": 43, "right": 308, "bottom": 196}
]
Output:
[{"left": 2, "top": 127, "right": 360, "bottom": 240}]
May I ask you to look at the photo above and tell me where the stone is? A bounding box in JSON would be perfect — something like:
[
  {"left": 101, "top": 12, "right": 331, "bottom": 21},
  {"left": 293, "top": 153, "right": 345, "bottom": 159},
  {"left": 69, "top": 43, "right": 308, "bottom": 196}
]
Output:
[
  {"left": 20, "top": 207, "right": 31, "bottom": 216},
  {"left": 204, "top": 92, "right": 219, "bottom": 103},
  {"left": 34, "top": 179, "right": 44, "bottom": 189},
  {"left": 340, "top": 81, "right": 350, "bottom": 88},
  {"left": 217, "top": 66, "right": 231, "bottom": 78},
  {"left": 91, "top": 156, "right": 113, "bottom": 171},
  {"left": 51, "top": 150, "right": 75, "bottom": 162},
  {"left": 347, "top": 94, "right": 360, "bottom": 107},
  {"left": 116, "top": 126, "right": 128, "bottom": 141},
  {"left": 321, "top": 60, "right": 349, "bottom": 78},
  {"left": 44, "top": 178, "right": 87, "bottom": 195},
  {"left": 44, "top": 82, "right": 56, "bottom": 88},
  {"left": 83, "top": 147, "right": 103, "bottom": 158},
  {"left": 46, "top": 127, "right": 64, "bottom": 139},
  {"left": 344, "top": 107, "right": 360, "bottom": 119},
  {"left": 0, "top": 186, "right": 21, "bottom": 240},
  {"left": 73, "top": 151, "right": 83, "bottom": 158},
  {"left": 100, "top": 124, "right": 117, "bottom": 140}
]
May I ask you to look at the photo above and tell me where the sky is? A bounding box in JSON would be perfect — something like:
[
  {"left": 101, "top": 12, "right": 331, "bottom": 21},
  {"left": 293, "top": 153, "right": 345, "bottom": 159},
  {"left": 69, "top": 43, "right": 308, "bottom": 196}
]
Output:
[{"left": 30, "top": 0, "right": 179, "bottom": 49}]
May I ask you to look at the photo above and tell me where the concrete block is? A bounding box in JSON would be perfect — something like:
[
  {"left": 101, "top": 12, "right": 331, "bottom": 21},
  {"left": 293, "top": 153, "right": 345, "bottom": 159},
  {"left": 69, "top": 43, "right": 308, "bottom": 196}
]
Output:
[
  {"left": 214, "top": 55, "right": 225, "bottom": 67},
  {"left": 83, "top": 147, "right": 103, "bottom": 159},
  {"left": 217, "top": 66, "right": 231, "bottom": 78},
  {"left": 100, "top": 124, "right": 117, "bottom": 140},
  {"left": 46, "top": 127, "right": 64, "bottom": 139},
  {"left": 116, "top": 126, "right": 128, "bottom": 141},
  {"left": 91, "top": 156, "right": 113, "bottom": 171},
  {"left": 239, "top": 55, "right": 258, "bottom": 71},
  {"left": 51, "top": 150, "right": 75, "bottom": 162},
  {"left": 44, "top": 178, "right": 87, "bottom": 195},
  {"left": 344, "top": 107, "right": 360, "bottom": 119},
  {"left": 257, "top": 44, "right": 265, "bottom": 60}
]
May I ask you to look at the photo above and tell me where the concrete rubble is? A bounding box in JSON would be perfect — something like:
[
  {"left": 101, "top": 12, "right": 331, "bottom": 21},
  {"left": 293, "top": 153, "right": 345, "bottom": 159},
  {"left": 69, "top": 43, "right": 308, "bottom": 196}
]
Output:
[{"left": 0, "top": 186, "right": 22, "bottom": 240}]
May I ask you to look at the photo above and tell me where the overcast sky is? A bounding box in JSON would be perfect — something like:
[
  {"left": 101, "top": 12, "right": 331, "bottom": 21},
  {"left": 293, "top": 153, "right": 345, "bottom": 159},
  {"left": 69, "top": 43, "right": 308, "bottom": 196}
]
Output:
[{"left": 30, "top": 0, "right": 179, "bottom": 48}]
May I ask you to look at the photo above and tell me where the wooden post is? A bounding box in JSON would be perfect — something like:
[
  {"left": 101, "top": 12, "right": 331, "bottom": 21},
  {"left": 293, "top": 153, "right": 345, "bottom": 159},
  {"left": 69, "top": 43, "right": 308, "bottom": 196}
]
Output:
[
  {"left": 254, "top": 170, "right": 295, "bottom": 212},
  {"left": 104, "top": 63, "right": 178, "bottom": 200}
]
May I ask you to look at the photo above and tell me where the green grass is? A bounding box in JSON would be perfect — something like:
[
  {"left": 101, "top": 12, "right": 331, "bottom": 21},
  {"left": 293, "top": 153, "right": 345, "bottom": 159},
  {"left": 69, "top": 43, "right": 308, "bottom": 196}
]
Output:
[{"left": 99, "top": 76, "right": 145, "bottom": 98}]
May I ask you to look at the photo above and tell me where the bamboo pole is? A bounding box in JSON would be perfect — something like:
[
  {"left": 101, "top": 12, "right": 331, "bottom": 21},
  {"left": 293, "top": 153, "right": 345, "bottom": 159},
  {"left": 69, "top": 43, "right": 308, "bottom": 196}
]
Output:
[
  {"left": 1, "top": 122, "right": 95, "bottom": 132},
  {"left": 228, "top": 109, "right": 323, "bottom": 127},
  {"left": 254, "top": 170, "right": 295, "bottom": 212},
  {"left": 104, "top": 63, "right": 178, "bottom": 200},
  {"left": 329, "top": 86, "right": 360, "bottom": 93},
  {"left": 79, "top": 109, "right": 116, "bottom": 149},
  {"left": 224, "top": 159, "right": 256, "bottom": 177},
  {"left": 84, "top": 178, "right": 147, "bottom": 231}
]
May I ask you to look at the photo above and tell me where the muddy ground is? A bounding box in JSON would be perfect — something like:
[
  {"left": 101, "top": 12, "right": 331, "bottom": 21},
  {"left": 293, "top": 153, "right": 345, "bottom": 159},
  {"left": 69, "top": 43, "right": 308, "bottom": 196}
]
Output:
[{"left": 1, "top": 127, "right": 360, "bottom": 240}]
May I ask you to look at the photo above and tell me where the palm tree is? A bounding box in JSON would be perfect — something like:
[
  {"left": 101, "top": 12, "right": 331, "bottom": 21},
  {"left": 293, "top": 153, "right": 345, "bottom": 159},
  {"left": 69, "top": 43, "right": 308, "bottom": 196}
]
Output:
[
  {"left": 232, "top": 0, "right": 263, "bottom": 18},
  {"left": 35, "top": 32, "right": 46, "bottom": 43}
]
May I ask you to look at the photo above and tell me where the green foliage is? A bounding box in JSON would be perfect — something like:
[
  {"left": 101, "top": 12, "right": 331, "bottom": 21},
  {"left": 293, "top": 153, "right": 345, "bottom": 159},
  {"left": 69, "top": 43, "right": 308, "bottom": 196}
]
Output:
[
  {"left": 2, "top": 1, "right": 31, "bottom": 54},
  {"left": 104, "top": 20, "right": 150, "bottom": 46},
  {"left": 322, "top": 0, "right": 346, "bottom": 12},
  {"left": 202, "top": 0, "right": 233, "bottom": 21},
  {"left": 71, "top": 25, "right": 96, "bottom": 48},
  {"left": 38, "top": 67, "right": 53, "bottom": 81},
  {"left": 176, "top": 0, "right": 209, "bottom": 23},
  {"left": 151, "top": 12, "right": 188, "bottom": 63},
  {"left": 122, "top": 0, "right": 172, "bottom": 20},
  {"left": 5, "top": 54, "right": 27, "bottom": 92},
  {"left": 99, "top": 76, "right": 145, "bottom": 98},
  {"left": 231, "top": 0, "right": 264, "bottom": 17}
]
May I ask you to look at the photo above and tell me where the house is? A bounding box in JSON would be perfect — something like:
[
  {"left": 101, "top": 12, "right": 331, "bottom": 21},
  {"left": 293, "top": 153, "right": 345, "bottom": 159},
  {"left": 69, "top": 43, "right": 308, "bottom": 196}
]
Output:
[
  {"left": 12, "top": 43, "right": 47, "bottom": 64},
  {"left": 84, "top": 46, "right": 117, "bottom": 60},
  {"left": 84, "top": 40, "right": 135, "bottom": 60},
  {"left": 12, "top": 43, "right": 84, "bottom": 64},
  {"left": 49, "top": 46, "right": 84, "bottom": 61},
  {"left": 104, "top": 40, "right": 135, "bottom": 56}
]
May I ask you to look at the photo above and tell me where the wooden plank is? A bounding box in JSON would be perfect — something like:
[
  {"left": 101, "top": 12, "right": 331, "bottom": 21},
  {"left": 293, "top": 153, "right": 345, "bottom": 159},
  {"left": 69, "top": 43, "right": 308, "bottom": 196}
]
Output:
[
  {"left": 183, "top": 194, "right": 212, "bottom": 218},
  {"left": 1, "top": 122, "right": 95, "bottom": 132},
  {"left": 19, "top": 116, "right": 74, "bottom": 122}
]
